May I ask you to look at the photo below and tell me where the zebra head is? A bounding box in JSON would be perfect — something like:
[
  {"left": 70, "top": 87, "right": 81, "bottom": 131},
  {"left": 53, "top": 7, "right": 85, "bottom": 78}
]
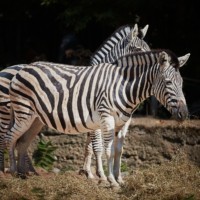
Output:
[
  {"left": 152, "top": 51, "right": 190, "bottom": 121},
  {"left": 124, "top": 24, "right": 151, "bottom": 53}
]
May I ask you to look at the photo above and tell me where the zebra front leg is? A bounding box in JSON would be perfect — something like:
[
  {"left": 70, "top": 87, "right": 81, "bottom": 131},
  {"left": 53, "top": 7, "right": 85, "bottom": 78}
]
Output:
[
  {"left": 79, "top": 132, "right": 95, "bottom": 179},
  {"left": 113, "top": 119, "right": 131, "bottom": 185},
  {"left": 113, "top": 130, "right": 125, "bottom": 185},
  {"left": 100, "top": 115, "right": 119, "bottom": 188}
]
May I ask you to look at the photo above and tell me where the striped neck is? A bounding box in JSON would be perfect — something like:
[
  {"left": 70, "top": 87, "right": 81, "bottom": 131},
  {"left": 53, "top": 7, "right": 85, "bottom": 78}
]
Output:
[{"left": 115, "top": 51, "right": 161, "bottom": 105}]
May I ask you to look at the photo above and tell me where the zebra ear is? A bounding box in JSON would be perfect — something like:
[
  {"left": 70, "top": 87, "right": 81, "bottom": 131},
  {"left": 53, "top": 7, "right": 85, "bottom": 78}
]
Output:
[
  {"left": 140, "top": 24, "right": 149, "bottom": 38},
  {"left": 131, "top": 24, "right": 139, "bottom": 38},
  {"left": 178, "top": 53, "right": 191, "bottom": 67},
  {"left": 159, "top": 51, "right": 170, "bottom": 68}
]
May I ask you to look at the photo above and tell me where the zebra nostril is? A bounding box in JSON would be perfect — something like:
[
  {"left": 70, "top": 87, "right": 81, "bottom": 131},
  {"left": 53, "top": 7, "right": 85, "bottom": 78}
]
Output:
[{"left": 177, "top": 112, "right": 184, "bottom": 121}]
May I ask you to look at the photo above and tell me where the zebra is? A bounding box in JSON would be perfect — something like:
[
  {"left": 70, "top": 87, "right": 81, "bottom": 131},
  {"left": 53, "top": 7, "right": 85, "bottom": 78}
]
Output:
[
  {"left": 5, "top": 49, "right": 189, "bottom": 188},
  {"left": 0, "top": 23, "right": 150, "bottom": 176},
  {"left": 82, "top": 23, "right": 150, "bottom": 182}
]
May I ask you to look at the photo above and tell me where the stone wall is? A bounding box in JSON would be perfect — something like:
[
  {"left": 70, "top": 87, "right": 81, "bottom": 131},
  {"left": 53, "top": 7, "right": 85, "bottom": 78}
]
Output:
[{"left": 28, "top": 118, "right": 200, "bottom": 171}]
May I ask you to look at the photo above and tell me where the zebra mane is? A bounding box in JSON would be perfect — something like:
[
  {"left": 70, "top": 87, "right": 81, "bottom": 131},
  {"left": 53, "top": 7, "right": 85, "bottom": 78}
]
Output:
[
  {"left": 115, "top": 49, "right": 180, "bottom": 69},
  {"left": 90, "top": 25, "right": 132, "bottom": 61}
]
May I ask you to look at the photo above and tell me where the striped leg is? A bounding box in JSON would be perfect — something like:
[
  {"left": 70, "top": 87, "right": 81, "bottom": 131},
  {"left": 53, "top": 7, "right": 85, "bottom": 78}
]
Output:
[
  {"left": 0, "top": 135, "right": 5, "bottom": 174},
  {"left": 81, "top": 130, "right": 106, "bottom": 181},
  {"left": 100, "top": 115, "right": 119, "bottom": 188},
  {"left": 24, "top": 154, "right": 39, "bottom": 175},
  {"left": 16, "top": 118, "right": 43, "bottom": 178},
  {"left": 5, "top": 113, "right": 36, "bottom": 176},
  {"left": 113, "top": 118, "right": 131, "bottom": 184},
  {"left": 91, "top": 129, "right": 106, "bottom": 181},
  {"left": 80, "top": 132, "right": 95, "bottom": 179},
  {"left": 0, "top": 101, "right": 12, "bottom": 174}
]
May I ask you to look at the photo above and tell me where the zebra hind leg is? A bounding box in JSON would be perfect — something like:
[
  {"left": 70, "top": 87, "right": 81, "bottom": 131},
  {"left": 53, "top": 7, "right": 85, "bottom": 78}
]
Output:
[
  {"left": 0, "top": 135, "right": 5, "bottom": 175},
  {"left": 79, "top": 132, "right": 95, "bottom": 179},
  {"left": 5, "top": 113, "right": 36, "bottom": 178},
  {"left": 0, "top": 156, "right": 4, "bottom": 176},
  {"left": 91, "top": 129, "right": 107, "bottom": 182},
  {"left": 16, "top": 118, "right": 43, "bottom": 178}
]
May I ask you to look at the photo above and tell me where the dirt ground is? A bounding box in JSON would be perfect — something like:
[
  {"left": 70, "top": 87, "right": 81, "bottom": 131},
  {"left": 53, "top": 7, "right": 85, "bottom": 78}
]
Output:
[{"left": 131, "top": 116, "right": 200, "bottom": 128}]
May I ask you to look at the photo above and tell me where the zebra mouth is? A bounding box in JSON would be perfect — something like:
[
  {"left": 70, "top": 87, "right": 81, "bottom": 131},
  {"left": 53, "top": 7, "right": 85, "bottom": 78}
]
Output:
[{"left": 171, "top": 103, "right": 188, "bottom": 121}]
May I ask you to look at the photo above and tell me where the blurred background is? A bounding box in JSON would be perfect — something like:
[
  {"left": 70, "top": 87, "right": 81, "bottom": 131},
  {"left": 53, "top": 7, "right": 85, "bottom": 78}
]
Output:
[{"left": 0, "top": 0, "right": 199, "bottom": 118}]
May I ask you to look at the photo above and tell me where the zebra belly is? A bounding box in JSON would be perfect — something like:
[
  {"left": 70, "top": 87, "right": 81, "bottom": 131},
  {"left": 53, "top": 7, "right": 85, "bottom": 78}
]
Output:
[{"left": 37, "top": 108, "right": 101, "bottom": 135}]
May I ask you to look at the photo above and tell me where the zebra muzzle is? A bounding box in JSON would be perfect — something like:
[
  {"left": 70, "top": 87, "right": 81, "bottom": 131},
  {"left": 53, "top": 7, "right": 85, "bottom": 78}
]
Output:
[{"left": 172, "top": 100, "right": 188, "bottom": 121}]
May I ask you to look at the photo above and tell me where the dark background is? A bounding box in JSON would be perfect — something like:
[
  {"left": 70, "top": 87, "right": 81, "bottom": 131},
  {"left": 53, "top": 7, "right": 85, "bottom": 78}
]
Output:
[{"left": 0, "top": 0, "right": 199, "bottom": 117}]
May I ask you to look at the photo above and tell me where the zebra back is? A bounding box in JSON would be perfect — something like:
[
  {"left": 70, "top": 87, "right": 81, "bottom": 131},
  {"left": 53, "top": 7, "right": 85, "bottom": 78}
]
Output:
[{"left": 0, "top": 65, "right": 26, "bottom": 98}]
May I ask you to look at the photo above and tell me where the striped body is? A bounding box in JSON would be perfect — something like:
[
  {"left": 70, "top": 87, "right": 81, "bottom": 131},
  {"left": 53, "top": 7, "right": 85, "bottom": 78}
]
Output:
[
  {"left": 6, "top": 50, "right": 188, "bottom": 187},
  {"left": 10, "top": 62, "right": 132, "bottom": 133}
]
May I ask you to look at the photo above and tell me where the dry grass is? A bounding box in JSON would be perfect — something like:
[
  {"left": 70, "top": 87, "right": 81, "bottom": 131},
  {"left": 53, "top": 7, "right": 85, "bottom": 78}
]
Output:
[
  {"left": 121, "top": 152, "right": 200, "bottom": 200},
  {"left": 0, "top": 152, "right": 199, "bottom": 200}
]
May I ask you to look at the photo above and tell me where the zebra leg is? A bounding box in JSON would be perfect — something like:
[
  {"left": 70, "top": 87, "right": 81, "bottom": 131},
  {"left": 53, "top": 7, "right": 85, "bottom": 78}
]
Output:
[
  {"left": 79, "top": 132, "right": 95, "bottom": 179},
  {"left": 24, "top": 153, "right": 39, "bottom": 175},
  {"left": 0, "top": 101, "right": 13, "bottom": 174},
  {"left": 92, "top": 129, "right": 107, "bottom": 182},
  {"left": 100, "top": 115, "right": 119, "bottom": 188},
  {"left": 113, "top": 118, "right": 131, "bottom": 185},
  {"left": 16, "top": 118, "right": 43, "bottom": 178},
  {"left": 0, "top": 135, "right": 5, "bottom": 174},
  {"left": 5, "top": 114, "right": 36, "bottom": 177}
]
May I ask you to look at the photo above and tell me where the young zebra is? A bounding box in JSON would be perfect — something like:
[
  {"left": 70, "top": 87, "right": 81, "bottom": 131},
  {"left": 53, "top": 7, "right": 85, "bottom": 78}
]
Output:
[
  {"left": 0, "top": 24, "right": 150, "bottom": 175},
  {"left": 5, "top": 49, "right": 189, "bottom": 188}
]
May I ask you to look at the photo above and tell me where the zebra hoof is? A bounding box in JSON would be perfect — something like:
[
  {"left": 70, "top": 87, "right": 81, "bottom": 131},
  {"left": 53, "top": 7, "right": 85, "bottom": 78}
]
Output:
[
  {"left": 78, "top": 169, "right": 87, "bottom": 176},
  {"left": 79, "top": 169, "right": 95, "bottom": 179},
  {"left": 116, "top": 178, "right": 125, "bottom": 186},
  {"left": 98, "top": 179, "right": 110, "bottom": 187},
  {"left": 17, "top": 173, "right": 27, "bottom": 179},
  {"left": 27, "top": 171, "right": 39, "bottom": 176},
  {"left": 110, "top": 182, "right": 120, "bottom": 189}
]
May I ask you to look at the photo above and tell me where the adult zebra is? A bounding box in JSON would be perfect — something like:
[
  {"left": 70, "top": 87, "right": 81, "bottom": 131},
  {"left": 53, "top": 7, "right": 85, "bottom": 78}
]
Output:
[
  {"left": 81, "top": 23, "right": 150, "bottom": 183},
  {"left": 0, "top": 24, "right": 150, "bottom": 175},
  {"left": 5, "top": 49, "right": 189, "bottom": 188}
]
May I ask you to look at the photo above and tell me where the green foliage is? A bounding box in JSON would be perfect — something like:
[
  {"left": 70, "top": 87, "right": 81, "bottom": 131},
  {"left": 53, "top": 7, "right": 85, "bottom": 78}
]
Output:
[
  {"left": 33, "top": 138, "right": 57, "bottom": 171},
  {"left": 120, "top": 161, "right": 129, "bottom": 172},
  {"left": 102, "top": 161, "right": 129, "bottom": 176}
]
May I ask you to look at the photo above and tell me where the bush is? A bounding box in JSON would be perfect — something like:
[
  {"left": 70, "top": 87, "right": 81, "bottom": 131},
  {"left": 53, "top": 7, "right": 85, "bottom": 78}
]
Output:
[{"left": 33, "top": 138, "right": 57, "bottom": 171}]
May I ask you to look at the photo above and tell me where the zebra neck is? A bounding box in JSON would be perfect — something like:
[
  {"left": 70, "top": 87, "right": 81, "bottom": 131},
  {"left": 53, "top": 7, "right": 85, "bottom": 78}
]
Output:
[{"left": 116, "top": 53, "right": 160, "bottom": 106}]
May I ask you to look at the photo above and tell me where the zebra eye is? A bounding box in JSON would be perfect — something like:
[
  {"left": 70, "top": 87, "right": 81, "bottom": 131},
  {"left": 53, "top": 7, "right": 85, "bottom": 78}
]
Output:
[{"left": 166, "top": 80, "right": 172, "bottom": 85}]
